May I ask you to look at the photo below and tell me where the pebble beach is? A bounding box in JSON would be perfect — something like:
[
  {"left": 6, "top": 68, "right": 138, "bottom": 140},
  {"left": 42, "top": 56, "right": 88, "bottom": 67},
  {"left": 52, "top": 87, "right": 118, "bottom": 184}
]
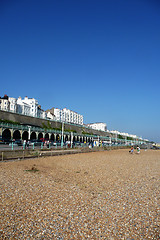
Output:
[{"left": 0, "top": 149, "right": 159, "bottom": 239}]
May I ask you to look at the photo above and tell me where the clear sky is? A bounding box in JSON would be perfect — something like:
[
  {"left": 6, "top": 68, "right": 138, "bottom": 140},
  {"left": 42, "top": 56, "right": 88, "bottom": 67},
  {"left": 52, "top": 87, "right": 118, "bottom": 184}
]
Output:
[{"left": 0, "top": 0, "right": 160, "bottom": 142}]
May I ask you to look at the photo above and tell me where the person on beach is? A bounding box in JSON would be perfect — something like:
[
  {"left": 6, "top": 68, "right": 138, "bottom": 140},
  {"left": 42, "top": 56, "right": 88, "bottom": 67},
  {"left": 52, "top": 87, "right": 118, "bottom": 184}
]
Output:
[
  {"left": 129, "top": 146, "right": 134, "bottom": 154},
  {"left": 137, "top": 146, "right": 140, "bottom": 154}
]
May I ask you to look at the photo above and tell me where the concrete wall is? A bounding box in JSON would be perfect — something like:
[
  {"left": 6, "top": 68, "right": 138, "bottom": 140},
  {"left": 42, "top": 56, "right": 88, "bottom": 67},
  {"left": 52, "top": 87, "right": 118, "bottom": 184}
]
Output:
[{"left": 0, "top": 110, "right": 111, "bottom": 137}]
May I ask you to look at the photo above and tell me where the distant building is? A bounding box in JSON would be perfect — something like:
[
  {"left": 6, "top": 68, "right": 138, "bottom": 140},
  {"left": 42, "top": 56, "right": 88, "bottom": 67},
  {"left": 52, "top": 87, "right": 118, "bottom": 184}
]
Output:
[
  {"left": 109, "top": 130, "right": 138, "bottom": 140},
  {"left": 0, "top": 95, "right": 10, "bottom": 111},
  {"left": 17, "top": 96, "right": 43, "bottom": 117},
  {"left": 0, "top": 95, "right": 18, "bottom": 113},
  {"left": 37, "top": 105, "right": 47, "bottom": 119},
  {"left": 46, "top": 108, "right": 56, "bottom": 120},
  {"left": 46, "top": 107, "right": 83, "bottom": 125},
  {"left": 62, "top": 108, "right": 83, "bottom": 125},
  {"left": 0, "top": 95, "right": 83, "bottom": 125},
  {"left": 22, "top": 96, "right": 38, "bottom": 117},
  {"left": 54, "top": 108, "right": 62, "bottom": 121},
  {"left": 8, "top": 97, "right": 17, "bottom": 113},
  {"left": 17, "top": 97, "right": 31, "bottom": 116},
  {"left": 0, "top": 94, "right": 147, "bottom": 143},
  {"left": 86, "top": 122, "right": 107, "bottom": 132}
]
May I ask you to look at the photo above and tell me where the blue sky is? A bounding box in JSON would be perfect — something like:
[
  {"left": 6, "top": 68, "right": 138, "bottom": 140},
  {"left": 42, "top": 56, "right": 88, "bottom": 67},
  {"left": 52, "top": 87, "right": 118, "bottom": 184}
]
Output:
[{"left": 0, "top": 0, "right": 160, "bottom": 142}]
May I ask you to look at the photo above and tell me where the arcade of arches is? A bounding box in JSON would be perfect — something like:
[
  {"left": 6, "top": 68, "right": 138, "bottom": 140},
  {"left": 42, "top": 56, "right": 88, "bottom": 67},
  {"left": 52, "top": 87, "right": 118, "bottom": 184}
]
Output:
[{"left": 1, "top": 128, "right": 92, "bottom": 143}]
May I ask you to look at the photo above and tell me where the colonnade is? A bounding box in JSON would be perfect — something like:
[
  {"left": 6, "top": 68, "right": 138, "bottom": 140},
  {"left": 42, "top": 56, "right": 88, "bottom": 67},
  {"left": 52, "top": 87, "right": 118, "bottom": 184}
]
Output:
[
  {"left": 0, "top": 124, "right": 143, "bottom": 146},
  {"left": 0, "top": 127, "right": 92, "bottom": 143}
]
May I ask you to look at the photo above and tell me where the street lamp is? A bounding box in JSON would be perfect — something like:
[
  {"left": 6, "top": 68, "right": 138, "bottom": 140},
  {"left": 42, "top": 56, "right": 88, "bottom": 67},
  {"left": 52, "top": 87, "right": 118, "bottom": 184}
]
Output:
[
  {"left": 71, "top": 131, "right": 73, "bottom": 148},
  {"left": 61, "top": 122, "right": 64, "bottom": 148}
]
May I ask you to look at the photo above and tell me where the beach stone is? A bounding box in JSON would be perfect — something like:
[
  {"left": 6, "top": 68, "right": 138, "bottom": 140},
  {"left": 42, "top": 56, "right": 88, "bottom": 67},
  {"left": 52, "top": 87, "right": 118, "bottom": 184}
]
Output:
[{"left": 0, "top": 149, "right": 159, "bottom": 239}]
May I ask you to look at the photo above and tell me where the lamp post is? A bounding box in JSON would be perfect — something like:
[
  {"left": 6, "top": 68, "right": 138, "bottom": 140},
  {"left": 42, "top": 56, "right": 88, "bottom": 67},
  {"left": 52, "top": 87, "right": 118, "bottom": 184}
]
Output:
[
  {"left": 28, "top": 126, "right": 31, "bottom": 141},
  {"left": 61, "top": 122, "right": 64, "bottom": 148},
  {"left": 98, "top": 135, "right": 100, "bottom": 147},
  {"left": 71, "top": 131, "right": 73, "bottom": 148}
]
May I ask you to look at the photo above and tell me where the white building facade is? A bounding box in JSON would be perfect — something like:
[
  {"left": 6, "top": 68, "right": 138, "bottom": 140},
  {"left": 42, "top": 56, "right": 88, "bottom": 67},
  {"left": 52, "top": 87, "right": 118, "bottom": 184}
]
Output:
[
  {"left": 0, "top": 95, "right": 83, "bottom": 125},
  {"left": 8, "top": 97, "right": 17, "bottom": 113},
  {"left": 54, "top": 108, "right": 62, "bottom": 121},
  {"left": 47, "top": 107, "right": 83, "bottom": 125},
  {"left": 16, "top": 96, "right": 45, "bottom": 118},
  {"left": 86, "top": 122, "right": 107, "bottom": 132},
  {"left": 37, "top": 106, "right": 47, "bottom": 119},
  {"left": 109, "top": 130, "right": 139, "bottom": 141},
  {"left": 17, "top": 97, "right": 31, "bottom": 116},
  {"left": 0, "top": 95, "right": 10, "bottom": 111},
  {"left": 22, "top": 96, "right": 38, "bottom": 117}
]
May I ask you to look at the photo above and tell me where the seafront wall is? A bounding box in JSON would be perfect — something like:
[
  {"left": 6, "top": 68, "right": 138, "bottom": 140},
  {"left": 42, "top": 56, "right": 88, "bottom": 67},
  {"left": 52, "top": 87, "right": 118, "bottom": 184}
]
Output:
[
  {"left": 0, "top": 110, "right": 111, "bottom": 137},
  {"left": 0, "top": 145, "right": 128, "bottom": 161}
]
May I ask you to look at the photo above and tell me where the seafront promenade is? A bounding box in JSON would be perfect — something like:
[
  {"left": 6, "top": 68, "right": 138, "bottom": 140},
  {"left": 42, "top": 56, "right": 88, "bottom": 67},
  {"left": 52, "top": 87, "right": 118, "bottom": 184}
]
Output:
[{"left": 0, "top": 149, "right": 159, "bottom": 239}]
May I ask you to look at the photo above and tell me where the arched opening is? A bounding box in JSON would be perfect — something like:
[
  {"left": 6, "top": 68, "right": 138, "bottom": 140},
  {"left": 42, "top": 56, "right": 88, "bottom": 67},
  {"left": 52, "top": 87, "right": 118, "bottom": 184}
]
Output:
[
  {"left": 65, "top": 135, "right": 68, "bottom": 142},
  {"left": 77, "top": 136, "right": 79, "bottom": 142},
  {"left": 30, "top": 132, "right": 36, "bottom": 140},
  {"left": 38, "top": 132, "right": 43, "bottom": 140},
  {"left": 22, "top": 131, "right": 28, "bottom": 140},
  {"left": 73, "top": 136, "right": 76, "bottom": 142},
  {"left": 51, "top": 134, "right": 55, "bottom": 141},
  {"left": 80, "top": 137, "right": 83, "bottom": 143},
  {"left": 45, "top": 133, "right": 49, "bottom": 140},
  {"left": 2, "top": 129, "right": 11, "bottom": 140},
  {"left": 13, "top": 130, "right": 21, "bottom": 140}
]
